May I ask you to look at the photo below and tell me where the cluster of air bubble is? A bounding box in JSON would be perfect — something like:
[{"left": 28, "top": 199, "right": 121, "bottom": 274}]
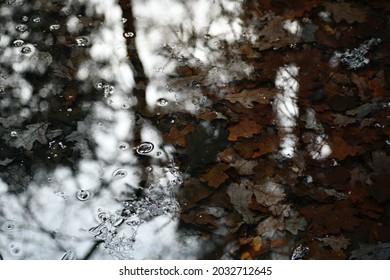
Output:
[
  {"left": 88, "top": 163, "right": 182, "bottom": 259},
  {"left": 96, "top": 82, "right": 114, "bottom": 97},
  {"left": 332, "top": 38, "right": 382, "bottom": 70}
]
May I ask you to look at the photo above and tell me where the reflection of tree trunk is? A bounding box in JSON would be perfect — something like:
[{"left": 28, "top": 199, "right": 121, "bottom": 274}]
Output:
[{"left": 119, "top": 0, "right": 151, "bottom": 118}]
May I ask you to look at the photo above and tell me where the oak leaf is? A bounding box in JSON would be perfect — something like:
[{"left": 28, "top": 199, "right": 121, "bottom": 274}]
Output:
[
  {"left": 224, "top": 88, "right": 277, "bottom": 108},
  {"left": 324, "top": 2, "right": 367, "bottom": 24},
  {"left": 228, "top": 119, "right": 262, "bottom": 141},
  {"left": 200, "top": 163, "right": 230, "bottom": 188},
  {"left": 227, "top": 182, "right": 259, "bottom": 224},
  {"left": 316, "top": 235, "right": 350, "bottom": 252}
]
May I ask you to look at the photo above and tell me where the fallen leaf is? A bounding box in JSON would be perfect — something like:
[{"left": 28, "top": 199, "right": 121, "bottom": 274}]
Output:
[
  {"left": 163, "top": 126, "right": 186, "bottom": 147},
  {"left": 228, "top": 119, "right": 263, "bottom": 141},
  {"left": 251, "top": 180, "right": 286, "bottom": 207},
  {"left": 284, "top": 209, "right": 307, "bottom": 235},
  {"left": 218, "top": 148, "right": 257, "bottom": 175},
  {"left": 253, "top": 12, "right": 300, "bottom": 51},
  {"left": 227, "top": 182, "right": 259, "bottom": 224},
  {"left": 256, "top": 216, "right": 284, "bottom": 239},
  {"left": 5, "top": 123, "right": 49, "bottom": 150},
  {"left": 328, "top": 135, "right": 363, "bottom": 160},
  {"left": 350, "top": 243, "right": 390, "bottom": 260},
  {"left": 234, "top": 131, "right": 279, "bottom": 158},
  {"left": 200, "top": 163, "right": 230, "bottom": 188},
  {"left": 324, "top": 2, "right": 367, "bottom": 24},
  {"left": 230, "top": 158, "right": 257, "bottom": 176},
  {"left": 317, "top": 235, "right": 350, "bottom": 252},
  {"left": 224, "top": 88, "right": 277, "bottom": 108}
]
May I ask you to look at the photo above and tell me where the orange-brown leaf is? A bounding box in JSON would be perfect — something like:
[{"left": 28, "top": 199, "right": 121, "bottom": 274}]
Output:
[
  {"left": 228, "top": 119, "right": 262, "bottom": 141},
  {"left": 200, "top": 163, "right": 230, "bottom": 188}
]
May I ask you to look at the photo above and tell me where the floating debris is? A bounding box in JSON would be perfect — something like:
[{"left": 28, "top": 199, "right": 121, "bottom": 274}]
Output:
[
  {"left": 49, "top": 24, "right": 60, "bottom": 31},
  {"left": 291, "top": 244, "right": 309, "bottom": 260},
  {"left": 75, "top": 36, "right": 88, "bottom": 47},
  {"left": 332, "top": 38, "right": 382, "bottom": 70}
]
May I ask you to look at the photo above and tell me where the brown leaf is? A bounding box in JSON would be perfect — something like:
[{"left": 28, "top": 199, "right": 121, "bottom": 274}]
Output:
[
  {"left": 228, "top": 119, "right": 262, "bottom": 141},
  {"left": 224, "top": 88, "right": 277, "bottom": 108},
  {"left": 163, "top": 126, "right": 186, "bottom": 147},
  {"left": 218, "top": 148, "right": 257, "bottom": 175},
  {"left": 251, "top": 180, "right": 286, "bottom": 207},
  {"left": 316, "top": 235, "right": 350, "bottom": 252},
  {"left": 177, "top": 178, "right": 213, "bottom": 211},
  {"left": 328, "top": 135, "right": 363, "bottom": 160},
  {"left": 253, "top": 12, "right": 300, "bottom": 51},
  {"left": 234, "top": 132, "right": 279, "bottom": 158},
  {"left": 200, "top": 163, "right": 230, "bottom": 188},
  {"left": 227, "top": 182, "right": 259, "bottom": 224},
  {"left": 284, "top": 209, "right": 307, "bottom": 235},
  {"left": 256, "top": 216, "right": 284, "bottom": 238},
  {"left": 230, "top": 158, "right": 257, "bottom": 176},
  {"left": 324, "top": 2, "right": 367, "bottom": 24},
  {"left": 299, "top": 201, "right": 363, "bottom": 235}
]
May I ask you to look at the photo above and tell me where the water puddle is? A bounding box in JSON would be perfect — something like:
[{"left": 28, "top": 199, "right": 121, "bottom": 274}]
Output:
[{"left": 0, "top": 0, "right": 389, "bottom": 260}]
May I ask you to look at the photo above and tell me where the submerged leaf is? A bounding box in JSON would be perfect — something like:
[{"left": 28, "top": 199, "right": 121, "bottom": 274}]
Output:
[
  {"left": 252, "top": 181, "right": 286, "bottom": 207},
  {"left": 224, "top": 88, "right": 277, "bottom": 108},
  {"left": 228, "top": 119, "right": 262, "bottom": 141},
  {"left": 200, "top": 163, "right": 230, "bottom": 188},
  {"left": 227, "top": 182, "right": 258, "bottom": 224},
  {"left": 317, "top": 235, "right": 350, "bottom": 252},
  {"left": 5, "top": 123, "right": 49, "bottom": 150},
  {"left": 350, "top": 243, "right": 390, "bottom": 260}
]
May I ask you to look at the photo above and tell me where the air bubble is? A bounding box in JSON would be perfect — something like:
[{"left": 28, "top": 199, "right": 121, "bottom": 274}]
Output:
[
  {"left": 118, "top": 143, "right": 129, "bottom": 151},
  {"left": 9, "top": 244, "right": 23, "bottom": 256},
  {"left": 13, "top": 39, "right": 24, "bottom": 47},
  {"left": 113, "top": 169, "right": 128, "bottom": 179},
  {"left": 32, "top": 17, "right": 41, "bottom": 23},
  {"left": 135, "top": 142, "right": 154, "bottom": 154},
  {"left": 123, "top": 32, "right": 134, "bottom": 38},
  {"left": 21, "top": 46, "right": 32, "bottom": 54},
  {"left": 122, "top": 103, "right": 130, "bottom": 109},
  {"left": 156, "top": 98, "right": 168, "bottom": 106},
  {"left": 61, "top": 250, "right": 76, "bottom": 260},
  {"left": 145, "top": 166, "right": 153, "bottom": 172},
  {"left": 75, "top": 36, "right": 88, "bottom": 47},
  {"left": 76, "top": 189, "right": 91, "bottom": 201},
  {"left": 1, "top": 220, "right": 16, "bottom": 231},
  {"left": 49, "top": 24, "right": 60, "bottom": 31},
  {"left": 16, "top": 24, "right": 28, "bottom": 33}
]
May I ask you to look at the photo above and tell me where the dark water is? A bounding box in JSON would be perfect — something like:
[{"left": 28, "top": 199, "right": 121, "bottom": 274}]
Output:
[{"left": 0, "top": 0, "right": 389, "bottom": 260}]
